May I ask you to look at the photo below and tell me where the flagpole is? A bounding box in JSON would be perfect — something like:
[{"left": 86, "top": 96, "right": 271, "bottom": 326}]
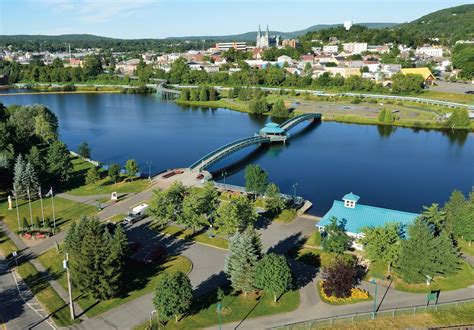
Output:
[
  {"left": 39, "top": 187, "right": 45, "bottom": 228},
  {"left": 27, "top": 187, "right": 33, "bottom": 227},
  {"left": 13, "top": 186, "right": 20, "bottom": 230},
  {"left": 51, "top": 187, "right": 56, "bottom": 234}
]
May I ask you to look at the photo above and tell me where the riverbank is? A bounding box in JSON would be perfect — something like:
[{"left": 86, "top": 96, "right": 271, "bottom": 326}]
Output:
[
  {"left": 175, "top": 97, "right": 474, "bottom": 132},
  {"left": 5, "top": 83, "right": 156, "bottom": 94}
]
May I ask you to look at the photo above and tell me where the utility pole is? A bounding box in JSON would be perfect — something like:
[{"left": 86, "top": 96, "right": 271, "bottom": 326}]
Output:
[{"left": 63, "top": 253, "right": 75, "bottom": 320}]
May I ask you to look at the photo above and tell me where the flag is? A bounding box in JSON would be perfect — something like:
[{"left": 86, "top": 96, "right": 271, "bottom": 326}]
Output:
[{"left": 45, "top": 187, "right": 53, "bottom": 197}]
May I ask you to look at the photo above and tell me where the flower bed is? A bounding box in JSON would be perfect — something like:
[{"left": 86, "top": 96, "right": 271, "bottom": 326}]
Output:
[
  {"left": 20, "top": 230, "right": 52, "bottom": 240},
  {"left": 318, "top": 281, "right": 371, "bottom": 305}
]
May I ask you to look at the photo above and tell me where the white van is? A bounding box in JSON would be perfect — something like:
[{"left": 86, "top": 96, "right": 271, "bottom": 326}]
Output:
[{"left": 123, "top": 204, "right": 149, "bottom": 224}]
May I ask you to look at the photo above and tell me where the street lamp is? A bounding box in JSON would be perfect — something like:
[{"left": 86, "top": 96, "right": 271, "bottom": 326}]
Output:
[
  {"left": 223, "top": 171, "right": 228, "bottom": 190},
  {"left": 292, "top": 182, "right": 298, "bottom": 199},
  {"left": 149, "top": 310, "right": 156, "bottom": 328},
  {"left": 370, "top": 278, "right": 378, "bottom": 319},
  {"left": 63, "top": 253, "right": 75, "bottom": 320},
  {"left": 146, "top": 161, "right": 152, "bottom": 181}
]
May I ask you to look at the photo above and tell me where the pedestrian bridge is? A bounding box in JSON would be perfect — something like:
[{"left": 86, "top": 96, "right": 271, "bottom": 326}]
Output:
[{"left": 189, "top": 113, "right": 321, "bottom": 172}]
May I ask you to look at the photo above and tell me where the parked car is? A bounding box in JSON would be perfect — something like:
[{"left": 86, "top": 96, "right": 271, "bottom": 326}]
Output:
[
  {"left": 465, "top": 90, "right": 474, "bottom": 94},
  {"left": 123, "top": 204, "right": 149, "bottom": 224},
  {"left": 142, "top": 244, "right": 166, "bottom": 264}
]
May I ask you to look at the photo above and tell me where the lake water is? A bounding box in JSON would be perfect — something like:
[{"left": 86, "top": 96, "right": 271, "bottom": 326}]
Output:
[{"left": 2, "top": 91, "right": 473, "bottom": 216}]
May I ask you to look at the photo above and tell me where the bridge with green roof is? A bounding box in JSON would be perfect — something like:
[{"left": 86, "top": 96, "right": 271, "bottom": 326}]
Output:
[{"left": 189, "top": 113, "right": 321, "bottom": 172}]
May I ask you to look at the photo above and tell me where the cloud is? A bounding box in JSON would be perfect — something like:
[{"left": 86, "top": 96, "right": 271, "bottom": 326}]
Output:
[{"left": 34, "top": 0, "right": 156, "bottom": 23}]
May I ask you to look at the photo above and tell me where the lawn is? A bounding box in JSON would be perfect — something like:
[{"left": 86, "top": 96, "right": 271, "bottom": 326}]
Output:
[
  {"left": 0, "top": 225, "right": 18, "bottom": 258},
  {"left": 274, "top": 209, "right": 297, "bottom": 223},
  {"left": 38, "top": 247, "right": 192, "bottom": 318},
  {"left": 311, "top": 302, "right": 474, "bottom": 329},
  {"left": 286, "top": 247, "right": 346, "bottom": 269},
  {"left": 0, "top": 196, "right": 96, "bottom": 233},
  {"left": 16, "top": 261, "right": 77, "bottom": 327},
  {"left": 66, "top": 157, "right": 151, "bottom": 197},
  {"left": 394, "top": 261, "right": 474, "bottom": 293},
  {"left": 137, "top": 288, "right": 300, "bottom": 329},
  {"left": 423, "top": 90, "right": 474, "bottom": 104},
  {"left": 151, "top": 223, "right": 229, "bottom": 250},
  {"left": 459, "top": 239, "right": 474, "bottom": 256}
]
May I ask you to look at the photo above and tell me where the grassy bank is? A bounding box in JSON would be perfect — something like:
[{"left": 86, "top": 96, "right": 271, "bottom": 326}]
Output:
[
  {"left": 16, "top": 261, "right": 77, "bottom": 327},
  {"left": 38, "top": 247, "right": 192, "bottom": 318},
  {"left": 176, "top": 99, "right": 250, "bottom": 113}
]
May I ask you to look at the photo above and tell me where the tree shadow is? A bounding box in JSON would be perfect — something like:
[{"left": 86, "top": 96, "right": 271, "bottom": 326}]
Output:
[
  {"left": 193, "top": 271, "right": 229, "bottom": 298},
  {"left": 268, "top": 232, "right": 305, "bottom": 255},
  {"left": 0, "top": 283, "right": 27, "bottom": 324}
]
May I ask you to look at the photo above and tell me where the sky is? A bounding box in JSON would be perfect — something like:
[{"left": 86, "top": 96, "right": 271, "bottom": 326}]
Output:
[{"left": 1, "top": 0, "right": 472, "bottom": 39}]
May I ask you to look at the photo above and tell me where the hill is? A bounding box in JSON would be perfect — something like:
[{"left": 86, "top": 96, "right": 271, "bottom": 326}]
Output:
[{"left": 397, "top": 4, "right": 474, "bottom": 42}]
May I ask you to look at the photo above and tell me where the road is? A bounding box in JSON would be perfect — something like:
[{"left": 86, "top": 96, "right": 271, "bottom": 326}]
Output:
[
  {"left": 0, "top": 256, "right": 54, "bottom": 330},
  {"left": 428, "top": 80, "right": 474, "bottom": 94}
]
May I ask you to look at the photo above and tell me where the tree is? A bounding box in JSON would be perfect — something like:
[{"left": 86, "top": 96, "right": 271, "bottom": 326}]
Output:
[
  {"left": 209, "top": 87, "right": 217, "bottom": 101},
  {"left": 255, "top": 253, "right": 292, "bottom": 302},
  {"left": 383, "top": 109, "right": 395, "bottom": 123},
  {"left": 215, "top": 196, "right": 256, "bottom": 235},
  {"left": 34, "top": 105, "right": 58, "bottom": 143},
  {"left": 245, "top": 164, "right": 268, "bottom": 198},
  {"left": 322, "top": 257, "right": 360, "bottom": 298},
  {"left": 225, "top": 227, "right": 262, "bottom": 295},
  {"left": 125, "top": 159, "right": 139, "bottom": 181},
  {"left": 78, "top": 141, "right": 91, "bottom": 159},
  {"left": 265, "top": 183, "right": 285, "bottom": 216},
  {"left": 108, "top": 163, "right": 121, "bottom": 183},
  {"left": 27, "top": 145, "right": 43, "bottom": 175},
  {"left": 378, "top": 108, "right": 387, "bottom": 122},
  {"left": 395, "top": 217, "right": 460, "bottom": 283},
  {"left": 321, "top": 217, "right": 350, "bottom": 254},
  {"left": 180, "top": 189, "right": 208, "bottom": 234},
  {"left": 421, "top": 203, "right": 446, "bottom": 234},
  {"left": 270, "top": 99, "right": 290, "bottom": 117},
  {"left": 65, "top": 216, "right": 127, "bottom": 300},
  {"left": 179, "top": 89, "right": 190, "bottom": 101},
  {"left": 149, "top": 182, "right": 187, "bottom": 226},
  {"left": 82, "top": 55, "right": 103, "bottom": 78},
  {"left": 249, "top": 96, "right": 268, "bottom": 114},
  {"left": 85, "top": 166, "right": 100, "bottom": 186},
  {"left": 391, "top": 73, "right": 425, "bottom": 94},
  {"left": 153, "top": 271, "right": 192, "bottom": 323},
  {"left": 446, "top": 108, "right": 471, "bottom": 130},
  {"left": 13, "top": 154, "right": 27, "bottom": 198},
  {"left": 23, "top": 162, "right": 39, "bottom": 199},
  {"left": 22, "top": 217, "right": 29, "bottom": 229},
  {"left": 450, "top": 192, "right": 474, "bottom": 246},
  {"left": 199, "top": 87, "right": 208, "bottom": 101},
  {"left": 452, "top": 44, "right": 474, "bottom": 80},
  {"left": 360, "top": 222, "right": 403, "bottom": 273},
  {"left": 444, "top": 190, "right": 467, "bottom": 236},
  {"left": 47, "top": 141, "right": 72, "bottom": 184}
]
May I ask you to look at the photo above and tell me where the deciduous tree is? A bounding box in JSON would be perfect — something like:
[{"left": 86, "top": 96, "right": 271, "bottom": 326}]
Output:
[
  {"left": 255, "top": 253, "right": 292, "bottom": 302},
  {"left": 321, "top": 217, "right": 350, "bottom": 254},
  {"left": 153, "top": 271, "right": 192, "bottom": 323}
]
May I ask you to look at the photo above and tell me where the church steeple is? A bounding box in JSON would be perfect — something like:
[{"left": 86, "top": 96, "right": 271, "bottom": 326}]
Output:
[{"left": 266, "top": 24, "right": 269, "bottom": 37}]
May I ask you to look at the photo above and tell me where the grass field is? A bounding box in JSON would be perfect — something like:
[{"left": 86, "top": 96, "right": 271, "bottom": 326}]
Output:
[
  {"left": 459, "top": 239, "right": 474, "bottom": 256},
  {"left": 0, "top": 226, "right": 18, "bottom": 258},
  {"left": 38, "top": 247, "right": 192, "bottom": 318},
  {"left": 16, "top": 261, "right": 77, "bottom": 327},
  {"left": 0, "top": 196, "right": 96, "bottom": 233},
  {"left": 151, "top": 223, "right": 229, "bottom": 250},
  {"left": 137, "top": 288, "right": 300, "bottom": 329},
  {"left": 274, "top": 209, "right": 297, "bottom": 223}
]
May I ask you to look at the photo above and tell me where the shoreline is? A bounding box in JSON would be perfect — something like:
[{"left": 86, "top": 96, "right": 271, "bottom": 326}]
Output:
[{"left": 0, "top": 90, "right": 123, "bottom": 96}]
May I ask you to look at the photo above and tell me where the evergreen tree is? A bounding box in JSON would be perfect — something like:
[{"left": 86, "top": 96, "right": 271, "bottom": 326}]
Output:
[
  {"left": 34, "top": 217, "right": 41, "bottom": 229},
  {"left": 47, "top": 141, "right": 72, "bottom": 184},
  {"left": 444, "top": 190, "right": 467, "bottom": 236},
  {"left": 384, "top": 109, "right": 395, "bottom": 123},
  {"left": 225, "top": 227, "right": 262, "bottom": 295},
  {"left": 65, "top": 216, "right": 127, "bottom": 300},
  {"left": 23, "top": 162, "right": 39, "bottom": 200},
  {"left": 396, "top": 218, "right": 460, "bottom": 283},
  {"left": 255, "top": 253, "right": 292, "bottom": 302},
  {"left": 27, "top": 146, "right": 43, "bottom": 176},
  {"left": 270, "top": 99, "right": 290, "bottom": 117},
  {"left": 44, "top": 217, "right": 51, "bottom": 229},
  {"left": 199, "top": 87, "right": 209, "bottom": 101},
  {"left": 421, "top": 203, "right": 446, "bottom": 234},
  {"left": 209, "top": 87, "right": 217, "bottom": 101},
  {"left": 378, "top": 108, "right": 387, "bottom": 122},
  {"left": 78, "top": 141, "right": 91, "bottom": 159},
  {"left": 125, "top": 159, "right": 139, "bottom": 181},
  {"left": 85, "top": 166, "right": 100, "bottom": 186},
  {"left": 13, "top": 154, "right": 27, "bottom": 199},
  {"left": 179, "top": 89, "right": 190, "bottom": 101},
  {"left": 153, "top": 271, "right": 193, "bottom": 323},
  {"left": 321, "top": 217, "right": 350, "bottom": 254},
  {"left": 249, "top": 96, "right": 268, "bottom": 114},
  {"left": 108, "top": 163, "right": 121, "bottom": 183},
  {"left": 22, "top": 217, "right": 29, "bottom": 230}
]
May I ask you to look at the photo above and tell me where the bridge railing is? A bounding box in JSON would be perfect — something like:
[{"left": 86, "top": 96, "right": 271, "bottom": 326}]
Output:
[
  {"left": 280, "top": 113, "right": 321, "bottom": 131},
  {"left": 189, "top": 136, "right": 266, "bottom": 170}
]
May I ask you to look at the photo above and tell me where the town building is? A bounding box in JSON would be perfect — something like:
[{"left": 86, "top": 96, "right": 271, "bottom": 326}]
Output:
[
  {"left": 342, "top": 42, "right": 368, "bottom": 54},
  {"left": 215, "top": 42, "right": 248, "bottom": 52},
  {"left": 256, "top": 25, "right": 280, "bottom": 48},
  {"left": 322, "top": 45, "right": 339, "bottom": 54},
  {"left": 416, "top": 46, "right": 443, "bottom": 58},
  {"left": 400, "top": 67, "right": 436, "bottom": 85},
  {"left": 116, "top": 59, "right": 140, "bottom": 75},
  {"left": 325, "top": 66, "right": 362, "bottom": 78},
  {"left": 282, "top": 39, "right": 299, "bottom": 48},
  {"left": 316, "top": 193, "right": 419, "bottom": 250}
]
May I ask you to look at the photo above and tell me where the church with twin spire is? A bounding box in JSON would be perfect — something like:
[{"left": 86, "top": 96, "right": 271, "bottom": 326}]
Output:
[{"left": 256, "top": 25, "right": 280, "bottom": 48}]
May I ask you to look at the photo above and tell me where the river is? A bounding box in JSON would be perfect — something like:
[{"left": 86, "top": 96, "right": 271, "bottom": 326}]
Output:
[{"left": 2, "top": 91, "right": 473, "bottom": 216}]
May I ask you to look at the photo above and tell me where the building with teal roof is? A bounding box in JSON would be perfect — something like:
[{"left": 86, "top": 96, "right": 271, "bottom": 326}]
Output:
[
  {"left": 317, "top": 193, "right": 419, "bottom": 250},
  {"left": 260, "top": 122, "right": 285, "bottom": 135}
]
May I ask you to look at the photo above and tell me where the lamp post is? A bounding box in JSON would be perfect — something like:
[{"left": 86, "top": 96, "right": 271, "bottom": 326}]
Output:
[
  {"left": 63, "top": 253, "right": 75, "bottom": 320},
  {"left": 292, "top": 182, "right": 298, "bottom": 199},
  {"left": 223, "top": 171, "right": 227, "bottom": 190},
  {"left": 217, "top": 301, "right": 222, "bottom": 330},
  {"left": 146, "top": 161, "right": 152, "bottom": 181},
  {"left": 149, "top": 310, "right": 156, "bottom": 328},
  {"left": 370, "top": 278, "right": 378, "bottom": 319}
]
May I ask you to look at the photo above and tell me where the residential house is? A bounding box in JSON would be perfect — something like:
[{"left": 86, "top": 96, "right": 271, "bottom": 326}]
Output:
[
  {"left": 416, "top": 46, "right": 443, "bottom": 58},
  {"left": 342, "top": 42, "right": 368, "bottom": 54},
  {"left": 322, "top": 45, "right": 339, "bottom": 54},
  {"left": 325, "top": 66, "right": 362, "bottom": 78},
  {"left": 400, "top": 67, "right": 436, "bottom": 85},
  {"left": 316, "top": 193, "right": 419, "bottom": 250},
  {"left": 116, "top": 59, "right": 140, "bottom": 75}
]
